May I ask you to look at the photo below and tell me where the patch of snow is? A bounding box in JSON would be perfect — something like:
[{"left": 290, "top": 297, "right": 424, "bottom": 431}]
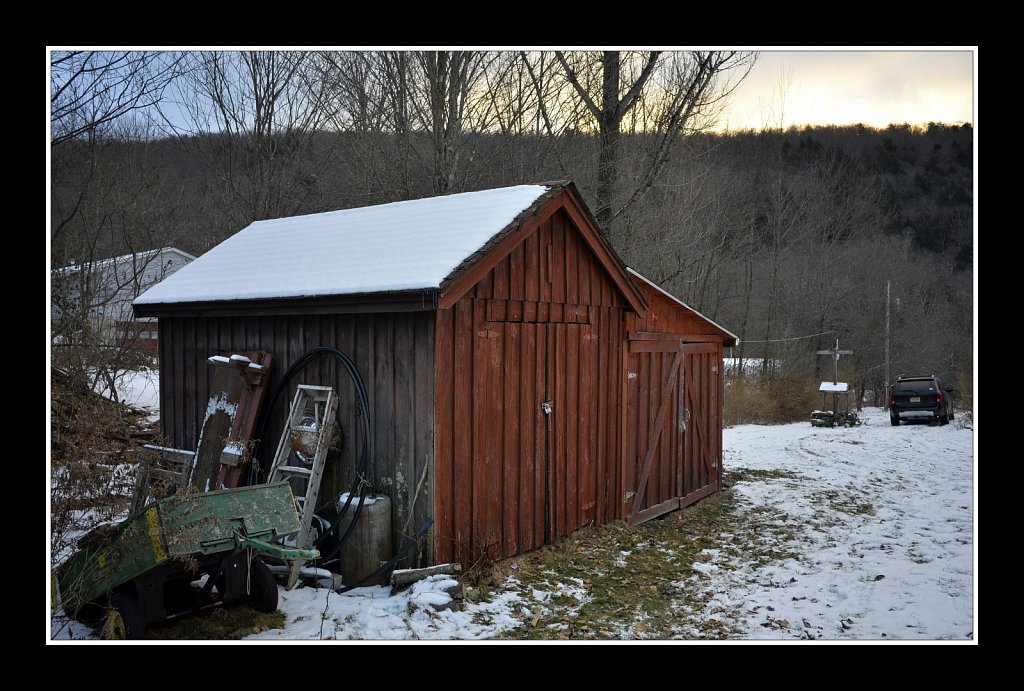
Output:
[
  {"left": 50, "top": 609, "right": 99, "bottom": 640},
  {"left": 246, "top": 574, "right": 525, "bottom": 641},
  {"left": 204, "top": 392, "right": 238, "bottom": 420},
  {"left": 686, "top": 408, "right": 974, "bottom": 640},
  {"left": 819, "top": 381, "right": 849, "bottom": 393},
  {"left": 135, "top": 185, "right": 551, "bottom": 305},
  {"left": 94, "top": 368, "right": 160, "bottom": 417}
]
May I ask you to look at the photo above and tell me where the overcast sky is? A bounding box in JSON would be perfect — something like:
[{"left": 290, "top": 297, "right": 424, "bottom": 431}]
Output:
[{"left": 718, "top": 50, "right": 974, "bottom": 130}]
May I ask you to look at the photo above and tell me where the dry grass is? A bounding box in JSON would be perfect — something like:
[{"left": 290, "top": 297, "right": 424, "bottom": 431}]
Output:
[
  {"left": 50, "top": 370, "right": 155, "bottom": 564},
  {"left": 464, "top": 472, "right": 805, "bottom": 640},
  {"left": 724, "top": 373, "right": 822, "bottom": 426},
  {"left": 147, "top": 605, "right": 285, "bottom": 640}
]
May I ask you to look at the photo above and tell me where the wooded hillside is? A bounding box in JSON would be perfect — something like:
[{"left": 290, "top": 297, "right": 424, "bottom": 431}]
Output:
[{"left": 50, "top": 52, "right": 973, "bottom": 405}]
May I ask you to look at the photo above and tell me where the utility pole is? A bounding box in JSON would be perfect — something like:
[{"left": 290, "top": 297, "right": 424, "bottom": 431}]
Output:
[{"left": 885, "top": 280, "right": 891, "bottom": 410}]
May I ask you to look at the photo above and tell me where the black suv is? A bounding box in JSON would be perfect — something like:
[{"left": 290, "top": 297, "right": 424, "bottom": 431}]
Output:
[{"left": 889, "top": 375, "right": 954, "bottom": 426}]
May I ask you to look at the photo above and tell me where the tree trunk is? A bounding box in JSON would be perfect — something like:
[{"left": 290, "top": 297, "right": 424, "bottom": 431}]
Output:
[{"left": 596, "top": 51, "right": 620, "bottom": 227}]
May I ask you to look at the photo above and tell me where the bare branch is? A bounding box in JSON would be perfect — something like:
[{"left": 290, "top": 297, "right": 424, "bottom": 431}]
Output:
[
  {"left": 618, "top": 50, "right": 661, "bottom": 117},
  {"left": 51, "top": 51, "right": 182, "bottom": 146},
  {"left": 554, "top": 51, "right": 601, "bottom": 120}
]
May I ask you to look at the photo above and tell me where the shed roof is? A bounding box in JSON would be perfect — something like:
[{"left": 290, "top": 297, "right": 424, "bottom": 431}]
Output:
[
  {"left": 134, "top": 185, "right": 553, "bottom": 307},
  {"left": 626, "top": 268, "right": 739, "bottom": 347}
]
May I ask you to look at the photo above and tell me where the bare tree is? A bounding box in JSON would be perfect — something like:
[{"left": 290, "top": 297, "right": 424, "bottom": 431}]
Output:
[
  {"left": 51, "top": 51, "right": 180, "bottom": 146},
  {"left": 318, "top": 50, "right": 510, "bottom": 198},
  {"left": 164, "top": 51, "right": 340, "bottom": 229},
  {"left": 552, "top": 50, "right": 756, "bottom": 229},
  {"left": 413, "top": 51, "right": 491, "bottom": 194}
]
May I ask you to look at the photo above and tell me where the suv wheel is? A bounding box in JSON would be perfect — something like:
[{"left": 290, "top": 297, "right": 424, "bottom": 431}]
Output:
[{"left": 890, "top": 415, "right": 900, "bottom": 427}]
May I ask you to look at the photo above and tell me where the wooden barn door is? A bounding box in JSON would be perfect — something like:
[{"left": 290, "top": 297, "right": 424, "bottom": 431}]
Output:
[
  {"left": 465, "top": 315, "right": 598, "bottom": 561},
  {"left": 624, "top": 339, "right": 720, "bottom": 525},
  {"left": 543, "top": 322, "right": 600, "bottom": 545},
  {"left": 511, "top": 320, "right": 600, "bottom": 549}
]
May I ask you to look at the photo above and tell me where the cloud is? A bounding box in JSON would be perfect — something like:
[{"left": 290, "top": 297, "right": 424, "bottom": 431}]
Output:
[{"left": 721, "top": 50, "right": 974, "bottom": 130}]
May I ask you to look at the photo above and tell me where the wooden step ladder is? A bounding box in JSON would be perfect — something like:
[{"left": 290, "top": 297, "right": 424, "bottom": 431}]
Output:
[{"left": 268, "top": 385, "right": 338, "bottom": 589}]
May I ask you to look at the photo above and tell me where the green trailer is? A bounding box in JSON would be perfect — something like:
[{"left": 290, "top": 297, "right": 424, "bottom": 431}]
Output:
[{"left": 55, "top": 482, "right": 316, "bottom": 639}]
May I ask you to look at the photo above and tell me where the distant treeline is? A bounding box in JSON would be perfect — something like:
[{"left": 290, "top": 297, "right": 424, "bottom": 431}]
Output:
[{"left": 51, "top": 122, "right": 973, "bottom": 401}]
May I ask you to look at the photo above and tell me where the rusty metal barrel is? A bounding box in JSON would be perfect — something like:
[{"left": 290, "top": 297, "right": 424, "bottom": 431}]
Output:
[{"left": 337, "top": 493, "right": 393, "bottom": 587}]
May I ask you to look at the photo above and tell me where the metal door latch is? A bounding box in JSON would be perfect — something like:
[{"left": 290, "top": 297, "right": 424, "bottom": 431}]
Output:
[{"left": 541, "top": 401, "right": 553, "bottom": 415}]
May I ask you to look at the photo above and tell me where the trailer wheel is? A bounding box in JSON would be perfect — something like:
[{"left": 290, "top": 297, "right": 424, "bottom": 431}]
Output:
[
  {"left": 103, "top": 592, "right": 145, "bottom": 640},
  {"left": 246, "top": 559, "right": 279, "bottom": 613}
]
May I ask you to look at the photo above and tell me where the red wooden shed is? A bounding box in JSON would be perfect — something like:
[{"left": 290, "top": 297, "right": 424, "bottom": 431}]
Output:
[{"left": 134, "top": 182, "right": 737, "bottom": 568}]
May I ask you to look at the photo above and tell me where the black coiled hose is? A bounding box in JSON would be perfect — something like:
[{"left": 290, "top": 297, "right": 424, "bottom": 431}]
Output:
[{"left": 250, "top": 347, "right": 372, "bottom": 562}]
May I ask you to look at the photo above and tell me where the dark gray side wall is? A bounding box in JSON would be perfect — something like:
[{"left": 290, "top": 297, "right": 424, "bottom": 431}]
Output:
[{"left": 157, "top": 311, "right": 436, "bottom": 566}]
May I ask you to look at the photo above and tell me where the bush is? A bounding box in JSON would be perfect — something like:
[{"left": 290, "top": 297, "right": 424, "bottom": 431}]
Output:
[
  {"left": 724, "top": 373, "right": 822, "bottom": 426},
  {"left": 50, "top": 369, "right": 153, "bottom": 566}
]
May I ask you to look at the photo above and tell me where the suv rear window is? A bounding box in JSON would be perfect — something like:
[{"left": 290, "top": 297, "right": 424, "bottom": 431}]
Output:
[{"left": 895, "top": 379, "right": 935, "bottom": 392}]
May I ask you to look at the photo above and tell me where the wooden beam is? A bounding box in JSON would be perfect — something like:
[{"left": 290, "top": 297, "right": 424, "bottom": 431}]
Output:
[
  {"left": 628, "top": 331, "right": 721, "bottom": 343},
  {"left": 486, "top": 299, "right": 592, "bottom": 324},
  {"left": 629, "top": 340, "right": 679, "bottom": 353},
  {"left": 390, "top": 563, "right": 462, "bottom": 588},
  {"left": 679, "top": 482, "right": 718, "bottom": 510},
  {"left": 627, "top": 497, "right": 679, "bottom": 526}
]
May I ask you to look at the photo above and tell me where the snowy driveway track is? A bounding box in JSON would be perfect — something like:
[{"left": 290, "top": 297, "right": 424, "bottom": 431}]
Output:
[{"left": 699, "top": 409, "right": 974, "bottom": 639}]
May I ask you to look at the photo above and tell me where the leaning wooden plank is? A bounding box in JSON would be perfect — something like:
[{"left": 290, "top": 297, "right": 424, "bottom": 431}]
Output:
[{"left": 192, "top": 350, "right": 273, "bottom": 491}]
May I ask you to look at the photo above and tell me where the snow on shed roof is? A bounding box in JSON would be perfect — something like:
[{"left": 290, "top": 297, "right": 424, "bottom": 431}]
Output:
[{"left": 134, "top": 185, "right": 552, "bottom": 306}]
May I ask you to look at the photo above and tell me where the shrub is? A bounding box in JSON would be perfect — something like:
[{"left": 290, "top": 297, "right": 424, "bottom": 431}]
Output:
[{"left": 724, "top": 373, "right": 822, "bottom": 425}]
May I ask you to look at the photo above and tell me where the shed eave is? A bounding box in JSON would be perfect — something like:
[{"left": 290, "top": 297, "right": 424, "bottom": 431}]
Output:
[
  {"left": 132, "top": 288, "right": 440, "bottom": 318},
  {"left": 626, "top": 268, "right": 739, "bottom": 347}
]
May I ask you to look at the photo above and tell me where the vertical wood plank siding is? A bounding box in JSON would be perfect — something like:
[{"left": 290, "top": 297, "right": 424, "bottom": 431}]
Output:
[
  {"left": 434, "top": 209, "right": 625, "bottom": 566},
  {"left": 622, "top": 288, "right": 724, "bottom": 523},
  {"left": 158, "top": 311, "right": 435, "bottom": 567}
]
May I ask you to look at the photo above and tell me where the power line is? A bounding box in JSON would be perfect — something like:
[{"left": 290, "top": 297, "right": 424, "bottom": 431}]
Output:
[{"left": 739, "top": 329, "right": 835, "bottom": 344}]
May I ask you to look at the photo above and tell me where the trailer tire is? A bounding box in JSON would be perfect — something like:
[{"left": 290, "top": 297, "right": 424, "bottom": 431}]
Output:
[
  {"left": 246, "top": 559, "right": 278, "bottom": 613},
  {"left": 103, "top": 592, "right": 145, "bottom": 640}
]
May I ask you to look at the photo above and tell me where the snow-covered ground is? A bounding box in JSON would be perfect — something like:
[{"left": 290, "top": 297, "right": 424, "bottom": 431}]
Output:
[
  {"left": 247, "top": 575, "right": 530, "bottom": 641},
  {"left": 94, "top": 368, "right": 160, "bottom": 416},
  {"left": 688, "top": 408, "right": 974, "bottom": 640},
  {"left": 51, "top": 407, "right": 974, "bottom": 641}
]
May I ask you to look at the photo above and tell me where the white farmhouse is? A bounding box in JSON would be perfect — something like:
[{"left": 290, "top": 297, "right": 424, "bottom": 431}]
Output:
[{"left": 53, "top": 247, "right": 195, "bottom": 353}]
